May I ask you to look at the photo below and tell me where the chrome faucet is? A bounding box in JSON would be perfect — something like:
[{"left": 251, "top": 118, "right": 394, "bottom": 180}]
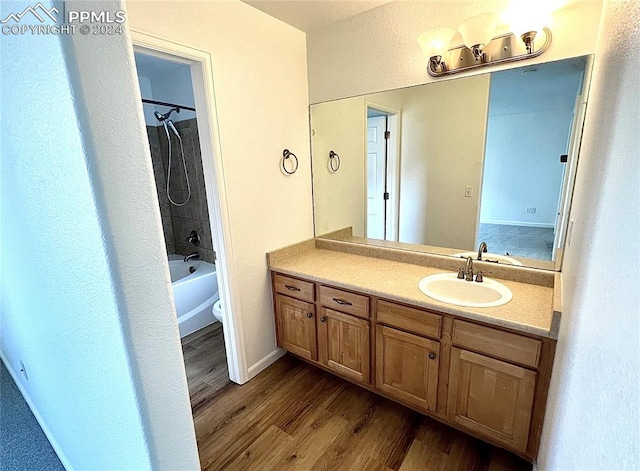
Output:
[
  {"left": 184, "top": 252, "right": 200, "bottom": 262},
  {"left": 477, "top": 241, "right": 488, "bottom": 260},
  {"left": 464, "top": 256, "right": 474, "bottom": 281}
]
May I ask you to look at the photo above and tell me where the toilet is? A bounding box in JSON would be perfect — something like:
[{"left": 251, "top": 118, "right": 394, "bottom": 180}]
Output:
[{"left": 212, "top": 299, "right": 223, "bottom": 323}]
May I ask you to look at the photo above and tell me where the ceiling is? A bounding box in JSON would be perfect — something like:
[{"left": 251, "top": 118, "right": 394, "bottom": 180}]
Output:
[{"left": 242, "top": 0, "right": 394, "bottom": 32}]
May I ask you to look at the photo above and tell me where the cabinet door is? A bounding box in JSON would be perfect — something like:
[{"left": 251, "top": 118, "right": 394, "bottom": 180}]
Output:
[
  {"left": 375, "top": 326, "right": 439, "bottom": 412},
  {"left": 447, "top": 348, "right": 536, "bottom": 452},
  {"left": 275, "top": 294, "right": 317, "bottom": 361},
  {"left": 318, "top": 308, "right": 370, "bottom": 384}
]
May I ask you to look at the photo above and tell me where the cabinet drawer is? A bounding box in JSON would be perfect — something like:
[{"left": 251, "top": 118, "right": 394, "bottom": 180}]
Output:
[
  {"left": 274, "top": 274, "right": 314, "bottom": 302},
  {"left": 376, "top": 300, "right": 441, "bottom": 339},
  {"left": 452, "top": 320, "right": 542, "bottom": 368},
  {"left": 319, "top": 285, "right": 369, "bottom": 319}
]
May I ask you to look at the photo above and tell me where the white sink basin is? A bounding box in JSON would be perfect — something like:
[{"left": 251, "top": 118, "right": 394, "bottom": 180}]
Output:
[
  {"left": 418, "top": 273, "right": 512, "bottom": 308},
  {"left": 452, "top": 252, "right": 523, "bottom": 266}
]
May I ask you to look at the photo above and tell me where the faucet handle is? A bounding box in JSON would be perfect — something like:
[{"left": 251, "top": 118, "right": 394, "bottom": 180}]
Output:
[
  {"left": 475, "top": 270, "right": 492, "bottom": 283},
  {"left": 185, "top": 230, "right": 200, "bottom": 247},
  {"left": 450, "top": 265, "right": 466, "bottom": 279}
]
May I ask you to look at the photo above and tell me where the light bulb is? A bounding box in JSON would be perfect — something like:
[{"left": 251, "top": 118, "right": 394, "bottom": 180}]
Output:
[
  {"left": 417, "top": 27, "right": 456, "bottom": 60},
  {"left": 504, "top": 1, "right": 552, "bottom": 52},
  {"left": 458, "top": 13, "right": 498, "bottom": 58}
]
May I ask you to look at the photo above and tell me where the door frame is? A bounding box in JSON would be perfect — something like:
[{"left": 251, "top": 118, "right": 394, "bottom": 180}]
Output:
[
  {"left": 131, "top": 30, "right": 247, "bottom": 384},
  {"left": 365, "top": 100, "right": 401, "bottom": 241}
]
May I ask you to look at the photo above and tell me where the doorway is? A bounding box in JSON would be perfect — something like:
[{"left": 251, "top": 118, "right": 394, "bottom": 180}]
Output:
[
  {"left": 134, "top": 49, "right": 232, "bottom": 401},
  {"left": 131, "top": 31, "right": 246, "bottom": 391}
]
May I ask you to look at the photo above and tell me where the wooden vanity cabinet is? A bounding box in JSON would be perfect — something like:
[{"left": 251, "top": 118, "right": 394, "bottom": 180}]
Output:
[{"left": 271, "top": 271, "right": 554, "bottom": 461}]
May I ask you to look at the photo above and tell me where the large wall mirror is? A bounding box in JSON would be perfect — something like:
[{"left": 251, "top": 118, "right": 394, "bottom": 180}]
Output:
[{"left": 311, "top": 55, "right": 592, "bottom": 271}]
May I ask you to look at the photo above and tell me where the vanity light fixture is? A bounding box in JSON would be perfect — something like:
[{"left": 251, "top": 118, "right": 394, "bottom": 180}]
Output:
[{"left": 419, "top": 12, "right": 552, "bottom": 77}]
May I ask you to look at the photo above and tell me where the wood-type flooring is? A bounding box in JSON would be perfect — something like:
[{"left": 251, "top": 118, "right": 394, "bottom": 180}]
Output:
[{"left": 181, "top": 329, "right": 532, "bottom": 471}]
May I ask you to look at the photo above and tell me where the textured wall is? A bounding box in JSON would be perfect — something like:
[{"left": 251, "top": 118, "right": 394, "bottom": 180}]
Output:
[
  {"left": 307, "top": 1, "right": 603, "bottom": 103},
  {"left": 61, "top": 0, "right": 200, "bottom": 467},
  {"left": 1, "top": 0, "right": 197, "bottom": 468},
  {"left": 537, "top": 0, "right": 640, "bottom": 469}
]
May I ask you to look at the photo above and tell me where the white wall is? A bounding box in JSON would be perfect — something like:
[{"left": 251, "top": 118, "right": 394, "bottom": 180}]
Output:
[
  {"left": 537, "top": 0, "right": 640, "bottom": 469},
  {"left": 0, "top": 0, "right": 198, "bottom": 468},
  {"left": 481, "top": 110, "right": 573, "bottom": 227},
  {"left": 126, "top": 0, "right": 314, "bottom": 376},
  {"left": 481, "top": 61, "right": 585, "bottom": 227},
  {"left": 311, "top": 97, "right": 366, "bottom": 236},
  {"left": 307, "top": 0, "right": 603, "bottom": 103}
]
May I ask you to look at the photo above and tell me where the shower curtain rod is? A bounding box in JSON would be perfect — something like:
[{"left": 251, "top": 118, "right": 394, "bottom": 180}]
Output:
[{"left": 142, "top": 98, "right": 196, "bottom": 112}]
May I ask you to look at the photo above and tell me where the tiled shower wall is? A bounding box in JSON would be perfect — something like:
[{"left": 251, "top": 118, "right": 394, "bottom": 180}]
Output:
[{"left": 147, "top": 118, "right": 215, "bottom": 263}]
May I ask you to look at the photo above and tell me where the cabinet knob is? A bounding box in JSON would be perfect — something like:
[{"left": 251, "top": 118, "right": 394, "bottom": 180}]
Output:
[
  {"left": 428, "top": 352, "right": 437, "bottom": 360},
  {"left": 285, "top": 285, "right": 301, "bottom": 291},
  {"left": 320, "top": 317, "right": 326, "bottom": 323},
  {"left": 306, "top": 312, "right": 313, "bottom": 319}
]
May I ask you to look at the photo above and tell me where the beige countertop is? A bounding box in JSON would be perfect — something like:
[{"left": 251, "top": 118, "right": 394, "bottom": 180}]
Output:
[{"left": 269, "top": 246, "right": 559, "bottom": 339}]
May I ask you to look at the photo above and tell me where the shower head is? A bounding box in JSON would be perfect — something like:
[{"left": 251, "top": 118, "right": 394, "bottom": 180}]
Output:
[{"left": 154, "top": 107, "right": 180, "bottom": 122}]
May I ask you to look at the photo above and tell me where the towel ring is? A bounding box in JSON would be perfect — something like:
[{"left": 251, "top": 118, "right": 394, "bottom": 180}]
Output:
[
  {"left": 281, "top": 149, "right": 299, "bottom": 175},
  {"left": 329, "top": 150, "right": 341, "bottom": 172}
]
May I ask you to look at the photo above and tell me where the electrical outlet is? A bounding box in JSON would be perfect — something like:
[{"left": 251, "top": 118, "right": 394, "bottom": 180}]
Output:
[
  {"left": 464, "top": 186, "right": 473, "bottom": 198},
  {"left": 20, "top": 360, "right": 28, "bottom": 380},
  {"left": 526, "top": 207, "right": 537, "bottom": 213}
]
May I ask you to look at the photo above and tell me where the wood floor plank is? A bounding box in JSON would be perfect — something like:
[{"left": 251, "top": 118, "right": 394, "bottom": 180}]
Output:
[
  {"left": 276, "top": 407, "right": 348, "bottom": 471},
  {"left": 179, "top": 341, "right": 533, "bottom": 471},
  {"left": 399, "top": 439, "right": 449, "bottom": 471},
  {"left": 225, "top": 425, "right": 296, "bottom": 471}
]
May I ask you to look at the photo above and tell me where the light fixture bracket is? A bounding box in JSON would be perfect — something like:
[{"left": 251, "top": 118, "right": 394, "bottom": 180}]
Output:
[{"left": 428, "top": 26, "right": 552, "bottom": 77}]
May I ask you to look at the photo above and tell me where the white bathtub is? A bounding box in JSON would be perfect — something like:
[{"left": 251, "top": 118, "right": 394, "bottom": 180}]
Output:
[{"left": 168, "top": 254, "right": 219, "bottom": 338}]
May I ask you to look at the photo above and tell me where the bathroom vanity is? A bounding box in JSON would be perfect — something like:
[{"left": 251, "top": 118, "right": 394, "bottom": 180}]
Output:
[{"left": 268, "top": 237, "right": 561, "bottom": 462}]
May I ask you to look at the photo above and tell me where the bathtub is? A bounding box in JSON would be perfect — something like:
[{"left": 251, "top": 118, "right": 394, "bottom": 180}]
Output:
[{"left": 168, "top": 254, "right": 219, "bottom": 338}]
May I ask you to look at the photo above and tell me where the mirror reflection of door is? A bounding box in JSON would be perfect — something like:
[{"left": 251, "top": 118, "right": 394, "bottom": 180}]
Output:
[
  {"left": 366, "top": 106, "right": 399, "bottom": 241},
  {"left": 366, "top": 114, "right": 387, "bottom": 239}
]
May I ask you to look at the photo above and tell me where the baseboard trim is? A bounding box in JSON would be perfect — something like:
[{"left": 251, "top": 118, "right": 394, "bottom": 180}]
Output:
[
  {"left": 480, "top": 219, "right": 555, "bottom": 229},
  {"left": 0, "top": 352, "right": 73, "bottom": 470},
  {"left": 246, "top": 348, "right": 286, "bottom": 381}
]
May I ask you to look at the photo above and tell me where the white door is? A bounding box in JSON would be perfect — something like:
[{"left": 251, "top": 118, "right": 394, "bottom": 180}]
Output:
[
  {"left": 553, "top": 92, "right": 588, "bottom": 258},
  {"left": 367, "top": 116, "right": 387, "bottom": 239}
]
